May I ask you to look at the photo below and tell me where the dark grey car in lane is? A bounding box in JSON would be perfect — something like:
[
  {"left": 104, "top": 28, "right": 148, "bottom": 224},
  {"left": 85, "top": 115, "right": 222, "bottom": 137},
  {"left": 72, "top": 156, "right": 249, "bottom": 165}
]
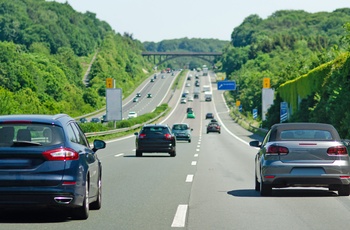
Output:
[
  {"left": 250, "top": 123, "right": 350, "bottom": 196},
  {"left": 171, "top": 123, "right": 193, "bottom": 143}
]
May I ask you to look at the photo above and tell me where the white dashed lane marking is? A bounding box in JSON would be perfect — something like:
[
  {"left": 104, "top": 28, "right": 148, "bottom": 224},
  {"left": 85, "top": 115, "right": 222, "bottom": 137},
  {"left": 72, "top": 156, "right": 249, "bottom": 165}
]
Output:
[{"left": 171, "top": 205, "right": 188, "bottom": 228}]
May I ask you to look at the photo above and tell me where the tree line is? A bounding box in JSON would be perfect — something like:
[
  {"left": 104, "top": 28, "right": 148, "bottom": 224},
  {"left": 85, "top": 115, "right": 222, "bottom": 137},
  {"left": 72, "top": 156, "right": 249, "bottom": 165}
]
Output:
[
  {"left": 219, "top": 8, "right": 350, "bottom": 137},
  {"left": 0, "top": 0, "right": 153, "bottom": 117}
]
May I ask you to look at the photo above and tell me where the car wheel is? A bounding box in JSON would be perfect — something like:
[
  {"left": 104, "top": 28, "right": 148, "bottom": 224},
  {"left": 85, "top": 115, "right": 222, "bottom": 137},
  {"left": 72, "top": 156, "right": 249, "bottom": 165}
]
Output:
[
  {"left": 255, "top": 175, "right": 260, "bottom": 191},
  {"left": 170, "top": 151, "right": 176, "bottom": 157},
  {"left": 207, "top": 131, "right": 209, "bottom": 134},
  {"left": 338, "top": 185, "right": 350, "bottom": 196},
  {"left": 90, "top": 174, "right": 102, "bottom": 210},
  {"left": 260, "top": 176, "right": 272, "bottom": 196},
  {"left": 72, "top": 179, "right": 89, "bottom": 219},
  {"left": 136, "top": 151, "right": 142, "bottom": 157},
  {"left": 188, "top": 139, "right": 191, "bottom": 143}
]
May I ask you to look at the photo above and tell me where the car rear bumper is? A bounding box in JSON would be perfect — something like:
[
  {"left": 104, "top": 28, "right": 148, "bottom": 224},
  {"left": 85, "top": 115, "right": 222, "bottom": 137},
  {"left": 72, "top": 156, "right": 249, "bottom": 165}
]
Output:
[
  {"left": 137, "top": 145, "right": 175, "bottom": 153},
  {"left": 0, "top": 190, "right": 84, "bottom": 208},
  {"left": 261, "top": 162, "right": 350, "bottom": 187}
]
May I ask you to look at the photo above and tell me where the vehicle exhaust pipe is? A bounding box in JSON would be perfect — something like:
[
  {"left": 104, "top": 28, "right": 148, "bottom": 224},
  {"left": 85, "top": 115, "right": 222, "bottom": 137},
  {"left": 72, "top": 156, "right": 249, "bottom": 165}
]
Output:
[{"left": 54, "top": 197, "right": 73, "bottom": 204}]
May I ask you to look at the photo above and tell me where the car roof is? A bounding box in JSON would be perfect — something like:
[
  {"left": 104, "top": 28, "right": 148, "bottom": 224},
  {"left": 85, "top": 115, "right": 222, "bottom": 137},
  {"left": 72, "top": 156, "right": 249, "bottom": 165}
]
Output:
[
  {"left": 269, "top": 122, "right": 341, "bottom": 141},
  {"left": 143, "top": 124, "right": 169, "bottom": 128},
  {"left": 172, "top": 123, "right": 189, "bottom": 127},
  {"left": 0, "top": 114, "right": 72, "bottom": 126}
]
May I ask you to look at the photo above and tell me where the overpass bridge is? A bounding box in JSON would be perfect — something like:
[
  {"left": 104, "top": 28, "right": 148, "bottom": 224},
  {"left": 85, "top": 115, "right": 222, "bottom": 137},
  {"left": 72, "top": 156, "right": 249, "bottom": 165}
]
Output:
[{"left": 141, "top": 51, "right": 222, "bottom": 66}]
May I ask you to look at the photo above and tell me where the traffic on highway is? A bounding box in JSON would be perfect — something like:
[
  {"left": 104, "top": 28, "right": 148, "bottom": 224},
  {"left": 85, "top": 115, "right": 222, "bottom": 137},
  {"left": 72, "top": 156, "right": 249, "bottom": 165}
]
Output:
[{"left": 2, "top": 70, "right": 350, "bottom": 230}]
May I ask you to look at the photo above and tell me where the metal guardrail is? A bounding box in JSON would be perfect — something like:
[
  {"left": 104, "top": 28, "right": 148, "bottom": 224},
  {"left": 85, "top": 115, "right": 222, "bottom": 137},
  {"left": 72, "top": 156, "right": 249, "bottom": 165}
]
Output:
[{"left": 84, "top": 109, "right": 169, "bottom": 137}]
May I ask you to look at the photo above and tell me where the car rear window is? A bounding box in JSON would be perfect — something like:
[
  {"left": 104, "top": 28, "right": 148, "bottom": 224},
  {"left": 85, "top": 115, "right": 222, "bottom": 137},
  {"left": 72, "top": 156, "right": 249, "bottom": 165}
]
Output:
[
  {"left": 172, "top": 124, "right": 188, "bottom": 130},
  {"left": 280, "top": 130, "right": 332, "bottom": 140},
  {"left": 141, "top": 127, "right": 169, "bottom": 135},
  {"left": 0, "top": 124, "right": 64, "bottom": 147}
]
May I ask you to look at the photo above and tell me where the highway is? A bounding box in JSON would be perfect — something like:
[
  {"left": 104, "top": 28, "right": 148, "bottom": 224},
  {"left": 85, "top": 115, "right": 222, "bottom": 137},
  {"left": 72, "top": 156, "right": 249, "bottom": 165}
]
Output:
[{"left": 2, "top": 71, "right": 350, "bottom": 229}]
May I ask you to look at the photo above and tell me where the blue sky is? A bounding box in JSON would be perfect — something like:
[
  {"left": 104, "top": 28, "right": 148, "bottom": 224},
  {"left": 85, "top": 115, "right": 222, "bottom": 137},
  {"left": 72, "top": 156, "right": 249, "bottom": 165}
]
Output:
[{"left": 51, "top": 0, "right": 350, "bottom": 42}]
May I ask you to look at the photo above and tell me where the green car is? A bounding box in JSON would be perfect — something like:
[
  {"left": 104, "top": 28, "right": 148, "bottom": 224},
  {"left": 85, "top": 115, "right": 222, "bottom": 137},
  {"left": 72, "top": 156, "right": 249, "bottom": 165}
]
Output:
[{"left": 187, "top": 111, "right": 195, "bottom": 119}]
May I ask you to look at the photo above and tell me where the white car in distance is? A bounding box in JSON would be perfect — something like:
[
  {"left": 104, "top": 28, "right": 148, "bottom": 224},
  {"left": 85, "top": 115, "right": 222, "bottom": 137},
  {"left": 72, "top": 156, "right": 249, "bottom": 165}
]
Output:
[{"left": 128, "top": 111, "right": 137, "bottom": 119}]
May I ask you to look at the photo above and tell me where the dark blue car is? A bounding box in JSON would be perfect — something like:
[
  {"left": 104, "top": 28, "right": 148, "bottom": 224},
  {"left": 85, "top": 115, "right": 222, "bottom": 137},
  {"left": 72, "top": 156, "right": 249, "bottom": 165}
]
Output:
[{"left": 0, "top": 114, "right": 106, "bottom": 219}]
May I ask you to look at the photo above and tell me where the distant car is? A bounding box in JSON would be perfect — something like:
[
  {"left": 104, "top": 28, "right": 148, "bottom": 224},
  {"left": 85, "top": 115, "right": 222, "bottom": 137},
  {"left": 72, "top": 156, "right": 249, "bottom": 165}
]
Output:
[
  {"left": 0, "top": 114, "right": 106, "bottom": 219},
  {"left": 128, "top": 111, "right": 137, "bottom": 119},
  {"left": 172, "top": 123, "right": 193, "bottom": 143},
  {"left": 205, "top": 113, "right": 214, "bottom": 119},
  {"left": 161, "top": 75, "right": 165, "bottom": 79},
  {"left": 186, "top": 107, "right": 193, "bottom": 113},
  {"left": 207, "top": 122, "right": 221, "bottom": 134},
  {"left": 180, "top": 98, "right": 187, "bottom": 104},
  {"left": 91, "top": 117, "right": 100, "bottom": 123},
  {"left": 154, "top": 74, "right": 157, "bottom": 79},
  {"left": 134, "top": 124, "right": 176, "bottom": 157},
  {"left": 250, "top": 122, "right": 350, "bottom": 196},
  {"left": 101, "top": 114, "right": 107, "bottom": 123},
  {"left": 136, "top": 93, "right": 141, "bottom": 97},
  {"left": 187, "top": 111, "right": 195, "bottom": 119},
  {"left": 133, "top": 97, "right": 139, "bottom": 102},
  {"left": 187, "top": 96, "right": 194, "bottom": 102},
  {"left": 150, "top": 79, "right": 154, "bottom": 82},
  {"left": 186, "top": 83, "right": 191, "bottom": 87},
  {"left": 79, "top": 117, "right": 88, "bottom": 123},
  {"left": 147, "top": 93, "right": 152, "bottom": 98}
]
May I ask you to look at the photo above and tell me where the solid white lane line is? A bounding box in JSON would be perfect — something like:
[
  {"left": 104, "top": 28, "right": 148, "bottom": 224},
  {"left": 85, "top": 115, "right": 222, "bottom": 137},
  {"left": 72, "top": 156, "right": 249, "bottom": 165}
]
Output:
[
  {"left": 194, "top": 154, "right": 198, "bottom": 157},
  {"left": 171, "top": 204, "right": 188, "bottom": 227},
  {"left": 191, "top": 161, "right": 197, "bottom": 166},
  {"left": 186, "top": 174, "right": 194, "bottom": 182}
]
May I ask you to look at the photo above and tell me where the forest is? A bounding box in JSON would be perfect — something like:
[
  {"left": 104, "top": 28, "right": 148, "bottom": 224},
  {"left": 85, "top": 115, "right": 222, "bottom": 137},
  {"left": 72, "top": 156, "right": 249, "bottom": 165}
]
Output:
[
  {"left": 0, "top": 0, "right": 153, "bottom": 117},
  {"left": 219, "top": 8, "right": 350, "bottom": 137},
  {"left": 2, "top": 0, "right": 350, "bottom": 137}
]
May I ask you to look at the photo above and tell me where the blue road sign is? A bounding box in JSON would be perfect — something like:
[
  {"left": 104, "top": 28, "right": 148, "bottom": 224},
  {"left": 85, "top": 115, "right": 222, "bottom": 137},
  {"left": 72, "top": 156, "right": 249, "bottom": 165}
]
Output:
[
  {"left": 253, "top": 109, "right": 258, "bottom": 119},
  {"left": 239, "top": 105, "right": 242, "bottom": 112},
  {"left": 217, "top": 80, "right": 236, "bottom": 90},
  {"left": 280, "top": 102, "right": 288, "bottom": 123}
]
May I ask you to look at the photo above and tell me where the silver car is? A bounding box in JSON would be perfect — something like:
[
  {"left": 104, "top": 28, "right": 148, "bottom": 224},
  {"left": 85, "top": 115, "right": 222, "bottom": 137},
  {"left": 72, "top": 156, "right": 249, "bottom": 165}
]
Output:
[{"left": 250, "top": 123, "right": 350, "bottom": 196}]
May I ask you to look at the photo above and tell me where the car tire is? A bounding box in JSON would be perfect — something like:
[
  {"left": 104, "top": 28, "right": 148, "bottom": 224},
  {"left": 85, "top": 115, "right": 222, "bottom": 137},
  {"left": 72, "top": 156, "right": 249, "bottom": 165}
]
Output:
[
  {"left": 188, "top": 139, "right": 191, "bottom": 143},
  {"left": 255, "top": 175, "right": 260, "bottom": 191},
  {"left": 338, "top": 185, "right": 350, "bottom": 196},
  {"left": 207, "top": 131, "right": 209, "bottom": 134},
  {"left": 72, "top": 179, "right": 89, "bottom": 219},
  {"left": 136, "top": 151, "right": 142, "bottom": 157},
  {"left": 260, "top": 176, "right": 272, "bottom": 196},
  {"left": 170, "top": 151, "right": 176, "bottom": 157},
  {"left": 90, "top": 174, "right": 102, "bottom": 210}
]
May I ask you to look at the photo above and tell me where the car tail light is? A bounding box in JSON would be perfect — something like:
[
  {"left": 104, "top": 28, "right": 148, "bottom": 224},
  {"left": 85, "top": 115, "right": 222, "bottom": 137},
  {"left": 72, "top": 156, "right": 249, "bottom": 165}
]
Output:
[
  {"left": 43, "top": 147, "right": 79, "bottom": 161},
  {"left": 266, "top": 145, "right": 289, "bottom": 155},
  {"left": 327, "top": 146, "right": 348, "bottom": 155},
  {"left": 164, "top": 133, "right": 173, "bottom": 140},
  {"left": 139, "top": 133, "right": 146, "bottom": 139}
]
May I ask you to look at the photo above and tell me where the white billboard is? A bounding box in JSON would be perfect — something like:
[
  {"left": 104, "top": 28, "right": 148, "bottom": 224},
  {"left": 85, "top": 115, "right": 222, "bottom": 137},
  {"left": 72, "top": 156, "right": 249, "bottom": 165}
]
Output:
[
  {"left": 262, "top": 88, "right": 274, "bottom": 121},
  {"left": 106, "top": 88, "right": 122, "bottom": 121}
]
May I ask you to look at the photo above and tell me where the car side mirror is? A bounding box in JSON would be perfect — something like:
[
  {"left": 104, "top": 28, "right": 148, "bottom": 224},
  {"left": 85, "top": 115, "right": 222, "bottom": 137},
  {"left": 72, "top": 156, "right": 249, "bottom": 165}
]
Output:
[
  {"left": 92, "top": 139, "right": 106, "bottom": 152},
  {"left": 249, "top": 141, "right": 261, "bottom": 148}
]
